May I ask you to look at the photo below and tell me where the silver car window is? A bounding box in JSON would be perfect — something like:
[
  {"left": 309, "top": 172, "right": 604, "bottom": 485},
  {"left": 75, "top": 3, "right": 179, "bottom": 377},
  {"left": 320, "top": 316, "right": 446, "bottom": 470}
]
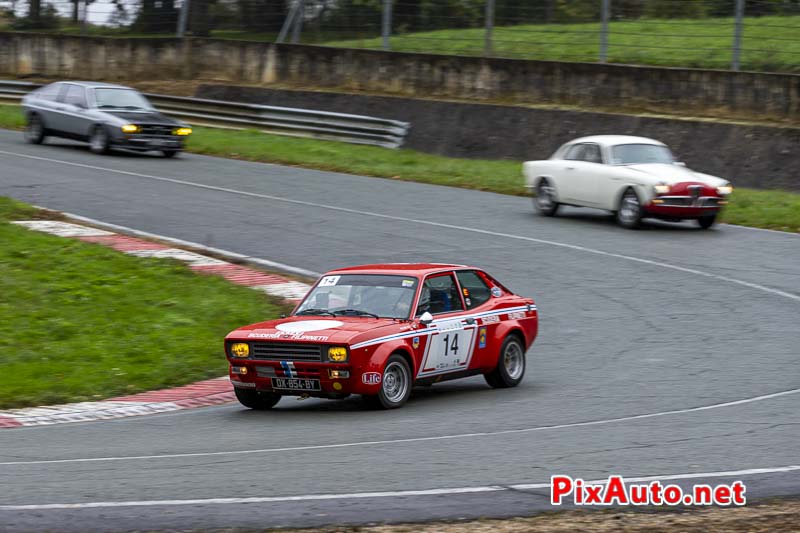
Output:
[
  {"left": 582, "top": 143, "right": 603, "bottom": 164},
  {"left": 93, "top": 88, "right": 152, "bottom": 110},
  {"left": 564, "top": 144, "right": 586, "bottom": 161},
  {"left": 63, "top": 85, "right": 87, "bottom": 108},
  {"left": 34, "top": 84, "right": 61, "bottom": 101}
]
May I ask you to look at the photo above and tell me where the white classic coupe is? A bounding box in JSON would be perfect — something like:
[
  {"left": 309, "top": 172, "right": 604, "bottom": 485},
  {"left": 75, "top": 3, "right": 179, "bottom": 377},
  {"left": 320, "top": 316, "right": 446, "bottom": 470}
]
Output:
[{"left": 523, "top": 135, "right": 733, "bottom": 229}]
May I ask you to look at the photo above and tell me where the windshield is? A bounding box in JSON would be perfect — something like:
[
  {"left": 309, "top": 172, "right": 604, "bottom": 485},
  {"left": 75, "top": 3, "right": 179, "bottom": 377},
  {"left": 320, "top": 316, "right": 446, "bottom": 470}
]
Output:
[
  {"left": 611, "top": 144, "right": 675, "bottom": 165},
  {"left": 93, "top": 88, "right": 153, "bottom": 110},
  {"left": 295, "top": 274, "right": 418, "bottom": 319}
]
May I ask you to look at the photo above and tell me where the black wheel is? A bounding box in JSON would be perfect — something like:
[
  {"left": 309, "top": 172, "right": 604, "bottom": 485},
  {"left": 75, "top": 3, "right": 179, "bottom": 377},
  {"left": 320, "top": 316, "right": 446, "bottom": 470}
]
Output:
[
  {"left": 162, "top": 150, "right": 179, "bottom": 158},
  {"left": 89, "top": 125, "right": 111, "bottom": 154},
  {"left": 616, "top": 188, "right": 643, "bottom": 229},
  {"left": 697, "top": 214, "right": 717, "bottom": 229},
  {"left": 234, "top": 388, "right": 281, "bottom": 410},
  {"left": 24, "top": 114, "right": 46, "bottom": 144},
  {"left": 364, "top": 354, "right": 412, "bottom": 409},
  {"left": 485, "top": 335, "right": 526, "bottom": 389},
  {"left": 534, "top": 178, "right": 560, "bottom": 216}
]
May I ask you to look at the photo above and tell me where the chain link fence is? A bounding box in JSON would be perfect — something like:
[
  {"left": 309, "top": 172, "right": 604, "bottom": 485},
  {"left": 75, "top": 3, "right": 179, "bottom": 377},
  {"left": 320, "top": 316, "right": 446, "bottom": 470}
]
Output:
[{"left": 1, "top": 1, "right": 799, "bottom": 72}]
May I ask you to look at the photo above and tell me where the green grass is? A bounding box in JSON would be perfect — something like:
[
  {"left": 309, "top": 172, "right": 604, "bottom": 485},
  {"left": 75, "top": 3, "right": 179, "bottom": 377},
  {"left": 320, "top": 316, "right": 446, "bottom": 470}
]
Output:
[
  {"left": 1, "top": 104, "right": 798, "bottom": 232},
  {"left": 0, "top": 196, "right": 287, "bottom": 408},
  {"left": 326, "top": 15, "right": 800, "bottom": 72}
]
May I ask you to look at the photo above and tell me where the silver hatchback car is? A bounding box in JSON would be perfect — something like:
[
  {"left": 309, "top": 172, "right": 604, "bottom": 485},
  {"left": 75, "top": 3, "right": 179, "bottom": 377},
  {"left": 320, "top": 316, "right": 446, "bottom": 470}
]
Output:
[{"left": 22, "top": 81, "right": 192, "bottom": 157}]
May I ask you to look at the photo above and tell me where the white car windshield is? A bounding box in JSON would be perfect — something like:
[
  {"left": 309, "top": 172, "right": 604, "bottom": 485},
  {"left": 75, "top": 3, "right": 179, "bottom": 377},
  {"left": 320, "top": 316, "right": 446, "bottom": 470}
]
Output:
[
  {"left": 295, "top": 274, "right": 418, "bottom": 319},
  {"left": 93, "top": 88, "right": 153, "bottom": 111},
  {"left": 611, "top": 144, "right": 675, "bottom": 165}
]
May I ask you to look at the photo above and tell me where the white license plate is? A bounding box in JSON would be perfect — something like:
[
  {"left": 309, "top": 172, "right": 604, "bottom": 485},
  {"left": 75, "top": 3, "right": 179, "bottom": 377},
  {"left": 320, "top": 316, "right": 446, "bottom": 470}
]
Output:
[{"left": 271, "top": 378, "right": 320, "bottom": 391}]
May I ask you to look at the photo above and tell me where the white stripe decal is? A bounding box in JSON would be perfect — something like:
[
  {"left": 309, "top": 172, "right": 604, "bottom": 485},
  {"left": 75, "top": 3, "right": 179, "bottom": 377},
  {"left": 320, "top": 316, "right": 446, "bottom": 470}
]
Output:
[{"left": 1, "top": 465, "right": 797, "bottom": 511}]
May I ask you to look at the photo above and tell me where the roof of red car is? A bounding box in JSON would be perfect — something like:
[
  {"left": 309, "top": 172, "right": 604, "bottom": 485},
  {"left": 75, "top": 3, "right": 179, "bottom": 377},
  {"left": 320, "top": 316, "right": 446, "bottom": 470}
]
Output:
[{"left": 325, "top": 263, "right": 472, "bottom": 276}]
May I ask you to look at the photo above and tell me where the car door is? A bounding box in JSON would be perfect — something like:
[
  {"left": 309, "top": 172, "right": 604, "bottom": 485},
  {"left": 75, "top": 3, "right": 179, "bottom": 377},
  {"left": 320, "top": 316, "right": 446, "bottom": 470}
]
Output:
[
  {"left": 30, "top": 83, "right": 66, "bottom": 134},
  {"left": 569, "top": 142, "right": 608, "bottom": 205},
  {"left": 415, "top": 272, "right": 475, "bottom": 378},
  {"left": 454, "top": 269, "right": 501, "bottom": 368},
  {"left": 59, "top": 85, "right": 93, "bottom": 138},
  {"left": 557, "top": 143, "right": 595, "bottom": 203},
  {"left": 46, "top": 83, "right": 81, "bottom": 135}
]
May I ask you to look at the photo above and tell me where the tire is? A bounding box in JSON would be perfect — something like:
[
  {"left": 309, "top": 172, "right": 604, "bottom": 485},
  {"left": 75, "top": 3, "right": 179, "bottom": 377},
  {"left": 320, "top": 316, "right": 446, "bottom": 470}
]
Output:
[
  {"left": 89, "top": 125, "right": 111, "bottom": 155},
  {"left": 534, "top": 178, "right": 560, "bottom": 216},
  {"left": 364, "top": 354, "right": 412, "bottom": 409},
  {"left": 24, "top": 114, "right": 46, "bottom": 145},
  {"left": 484, "top": 335, "right": 526, "bottom": 389},
  {"left": 616, "top": 188, "right": 643, "bottom": 229},
  {"left": 697, "top": 214, "right": 717, "bottom": 229},
  {"left": 162, "top": 150, "right": 179, "bottom": 158},
  {"left": 234, "top": 388, "right": 281, "bottom": 410}
]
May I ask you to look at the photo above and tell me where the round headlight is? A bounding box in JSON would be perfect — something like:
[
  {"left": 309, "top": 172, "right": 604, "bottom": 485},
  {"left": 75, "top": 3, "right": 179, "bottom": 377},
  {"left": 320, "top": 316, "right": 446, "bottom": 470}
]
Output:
[
  {"left": 328, "top": 346, "right": 348, "bottom": 362},
  {"left": 653, "top": 183, "right": 671, "bottom": 195},
  {"left": 716, "top": 185, "right": 733, "bottom": 196},
  {"left": 230, "top": 343, "right": 250, "bottom": 358}
]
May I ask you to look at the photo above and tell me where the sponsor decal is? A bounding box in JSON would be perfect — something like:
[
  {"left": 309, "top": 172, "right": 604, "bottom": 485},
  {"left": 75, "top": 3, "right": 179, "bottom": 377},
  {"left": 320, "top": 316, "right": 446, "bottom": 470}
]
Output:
[
  {"left": 402, "top": 279, "right": 415, "bottom": 288},
  {"left": 481, "top": 314, "right": 500, "bottom": 324},
  {"left": 362, "top": 372, "right": 382, "bottom": 385},
  {"left": 491, "top": 287, "right": 502, "bottom": 297},
  {"left": 507, "top": 311, "right": 526, "bottom": 320},
  {"left": 247, "top": 332, "right": 330, "bottom": 342},
  {"left": 319, "top": 275, "right": 340, "bottom": 287},
  {"left": 412, "top": 336, "right": 420, "bottom": 349},
  {"left": 478, "top": 327, "right": 487, "bottom": 348},
  {"left": 280, "top": 361, "right": 297, "bottom": 378},
  {"left": 276, "top": 320, "right": 343, "bottom": 333}
]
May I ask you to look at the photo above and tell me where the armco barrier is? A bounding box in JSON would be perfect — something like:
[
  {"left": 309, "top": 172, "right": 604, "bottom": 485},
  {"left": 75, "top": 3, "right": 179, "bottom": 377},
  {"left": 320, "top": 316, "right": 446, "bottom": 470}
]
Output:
[{"left": 0, "top": 80, "right": 409, "bottom": 149}]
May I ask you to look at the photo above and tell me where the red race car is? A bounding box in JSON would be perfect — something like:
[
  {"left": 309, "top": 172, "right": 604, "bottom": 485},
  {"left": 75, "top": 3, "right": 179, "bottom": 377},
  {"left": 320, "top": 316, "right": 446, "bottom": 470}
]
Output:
[{"left": 225, "top": 264, "right": 538, "bottom": 409}]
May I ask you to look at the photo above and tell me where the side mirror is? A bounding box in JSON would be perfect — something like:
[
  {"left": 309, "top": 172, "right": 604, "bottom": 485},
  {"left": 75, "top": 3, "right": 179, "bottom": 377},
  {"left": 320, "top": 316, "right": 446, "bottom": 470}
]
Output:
[{"left": 419, "top": 311, "right": 433, "bottom": 326}]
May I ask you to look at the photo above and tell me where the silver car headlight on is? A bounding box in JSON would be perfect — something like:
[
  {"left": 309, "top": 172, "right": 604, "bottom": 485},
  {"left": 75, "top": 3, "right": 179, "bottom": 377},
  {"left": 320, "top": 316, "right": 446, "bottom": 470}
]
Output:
[
  {"left": 716, "top": 184, "right": 733, "bottom": 196},
  {"left": 653, "top": 183, "right": 671, "bottom": 195}
]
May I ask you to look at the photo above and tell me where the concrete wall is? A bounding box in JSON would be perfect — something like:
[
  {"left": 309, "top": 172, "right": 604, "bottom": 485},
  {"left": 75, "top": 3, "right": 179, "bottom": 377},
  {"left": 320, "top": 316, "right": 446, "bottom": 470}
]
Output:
[
  {"left": 2, "top": 32, "right": 800, "bottom": 121},
  {"left": 198, "top": 85, "right": 800, "bottom": 191}
]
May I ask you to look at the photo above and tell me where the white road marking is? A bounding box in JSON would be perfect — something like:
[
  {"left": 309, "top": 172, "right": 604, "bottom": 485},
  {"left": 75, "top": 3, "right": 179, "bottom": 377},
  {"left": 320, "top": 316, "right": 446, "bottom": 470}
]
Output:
[
  {"left": 2, "top": 387, "right": 797, "bottom": 467},
  {"left": 1, "top": 149, "right": 797, "bottom": 303},
  {"left": 1, "top": 465, "right": 798, "bottom": 511}
]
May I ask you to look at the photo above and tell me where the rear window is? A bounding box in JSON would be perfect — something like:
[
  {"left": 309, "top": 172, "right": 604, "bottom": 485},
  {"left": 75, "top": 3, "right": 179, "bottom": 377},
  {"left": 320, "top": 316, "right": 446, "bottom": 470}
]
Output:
[{"left": 456, "top": 270, "right": 492, "bottom": 309}]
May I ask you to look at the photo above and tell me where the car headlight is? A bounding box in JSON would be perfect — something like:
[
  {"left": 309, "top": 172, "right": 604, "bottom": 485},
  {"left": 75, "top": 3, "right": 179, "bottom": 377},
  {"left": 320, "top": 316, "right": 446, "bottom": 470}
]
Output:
[
  {"left": 121, "top": 124, "right": 140, "bottom": 134},
  {"left": 174, "top": 127, "right": 192, "bottom": 136},
  {"left": 653, "top": 183, "right": 671, "bottom": 195},
  {"left": 328, "top": 346, "right": 348, "bottom": 362},
  {"left": 230, "top": 342, "right": 250, "bottom": 358},
  {"left": 716, "top": 184, "right": 733, "bottom": 196}
]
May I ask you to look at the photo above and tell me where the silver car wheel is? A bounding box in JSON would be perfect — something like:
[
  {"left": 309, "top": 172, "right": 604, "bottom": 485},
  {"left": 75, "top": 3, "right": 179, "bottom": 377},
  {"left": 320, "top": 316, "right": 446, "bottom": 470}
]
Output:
[
  {"left": 503, "top": 340, "right": 524, "bottom": 380},
  {"left": 619, "top": 192, "right": 640, "bottom": 224},
  {"left": 90, "top": 127, "right": 108, "bottom": 153},
  {"left": 382, "top": 361, "right": 410, "bottom": 404},
  {"left": 536, "top": 182, "right": 554, "bottom": 210},
  {"left": 25, "top": 119, "right": 42, "bottom": 141}
]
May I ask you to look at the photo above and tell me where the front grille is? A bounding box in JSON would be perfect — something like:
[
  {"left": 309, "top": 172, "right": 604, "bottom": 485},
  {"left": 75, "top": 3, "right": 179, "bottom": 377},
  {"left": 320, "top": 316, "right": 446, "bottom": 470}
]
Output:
[
  {"left": 251, "top": 342, "right": 323, "bottom": 361},
  {"left": 138, "top": 125, "right": 175, "bottom": 136}
]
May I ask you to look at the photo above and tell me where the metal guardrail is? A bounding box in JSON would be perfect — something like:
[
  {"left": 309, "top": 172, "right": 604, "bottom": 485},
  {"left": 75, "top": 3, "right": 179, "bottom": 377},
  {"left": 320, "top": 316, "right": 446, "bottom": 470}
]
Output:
[{"left": 0, "top": 81, "right": 410, "bottom": 149}]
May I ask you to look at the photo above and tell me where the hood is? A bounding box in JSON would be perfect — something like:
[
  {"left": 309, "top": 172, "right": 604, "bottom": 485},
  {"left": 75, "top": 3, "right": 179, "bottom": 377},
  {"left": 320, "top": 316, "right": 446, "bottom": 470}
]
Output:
[
  {"left": 625, "top": 163, "right": 727, "bottom": 187},
  {"left": 226, "top": 315, "right": 411, "bottom": 345},
  {"left": 103, "top": 111, "right": 180, "bottom": 126}
]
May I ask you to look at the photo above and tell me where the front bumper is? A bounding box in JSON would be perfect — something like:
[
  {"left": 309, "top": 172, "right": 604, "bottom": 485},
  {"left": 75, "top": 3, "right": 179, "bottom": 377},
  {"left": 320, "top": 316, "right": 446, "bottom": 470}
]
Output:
[
  {"left": 229, "top": 361, "right": 373, "bottom": 397},
  {"left": 115, "top": 134, "right": 185, "bottom": 152},
  {"left": 647, "top": 196, "right": 726, "bottom": 219}
]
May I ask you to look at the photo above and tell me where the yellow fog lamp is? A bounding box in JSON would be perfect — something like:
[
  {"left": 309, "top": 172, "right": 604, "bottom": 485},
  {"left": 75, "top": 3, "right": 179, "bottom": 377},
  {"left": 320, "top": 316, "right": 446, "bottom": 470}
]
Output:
[
  {"left": 174, "top": 127, "right": 193, "bottom": 136},
  {"left": 328, "top": 346, "right": 348, "bottom": 362},
  {"left": 230, "top": 342, "right": 250, "bottom": 358},
  {"left": 121, "top": 124, "right": 140, "bottom": 134}
]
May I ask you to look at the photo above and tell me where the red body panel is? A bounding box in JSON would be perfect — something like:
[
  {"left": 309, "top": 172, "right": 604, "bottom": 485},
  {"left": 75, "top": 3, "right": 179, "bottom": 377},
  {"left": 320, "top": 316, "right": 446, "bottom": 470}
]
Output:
[
  {"left": 225, "top": 264, "right": 538, "bottom": 398},
  {"left": 646, "top": 181, "right": 725, "bottom": 220}
]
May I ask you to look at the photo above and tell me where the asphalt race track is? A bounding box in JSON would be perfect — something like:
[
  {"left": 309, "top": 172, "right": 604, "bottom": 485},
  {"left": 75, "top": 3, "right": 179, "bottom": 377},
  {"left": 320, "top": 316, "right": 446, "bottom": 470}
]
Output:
[{"left": 0, "top": 130, "right": 798, "bottom": 532}]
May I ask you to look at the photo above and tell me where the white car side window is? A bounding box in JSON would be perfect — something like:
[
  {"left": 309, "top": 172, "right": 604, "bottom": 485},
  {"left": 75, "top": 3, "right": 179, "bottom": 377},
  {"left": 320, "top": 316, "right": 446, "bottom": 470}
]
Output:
[{"left": 565, "top": 144, "right": 585, "bottom": 161}]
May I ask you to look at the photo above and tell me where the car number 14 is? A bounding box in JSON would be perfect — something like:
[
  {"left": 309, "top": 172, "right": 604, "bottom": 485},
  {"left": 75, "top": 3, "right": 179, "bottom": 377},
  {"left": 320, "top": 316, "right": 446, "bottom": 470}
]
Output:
[{"left": 421, "top": 323, "right": 475, "bottom": 375}]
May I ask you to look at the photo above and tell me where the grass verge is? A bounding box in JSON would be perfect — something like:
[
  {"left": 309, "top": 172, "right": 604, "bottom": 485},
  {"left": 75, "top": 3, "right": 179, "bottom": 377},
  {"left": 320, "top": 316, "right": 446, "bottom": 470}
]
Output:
[
  {"left": 1, "top": 105, "right": 798, "bottom": 232},
  {"left": 0, "top": 196, "right": 288, "bottom": 408},
  {"left": 326, "top": 15, "right": 800, "bottom": 73}
]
